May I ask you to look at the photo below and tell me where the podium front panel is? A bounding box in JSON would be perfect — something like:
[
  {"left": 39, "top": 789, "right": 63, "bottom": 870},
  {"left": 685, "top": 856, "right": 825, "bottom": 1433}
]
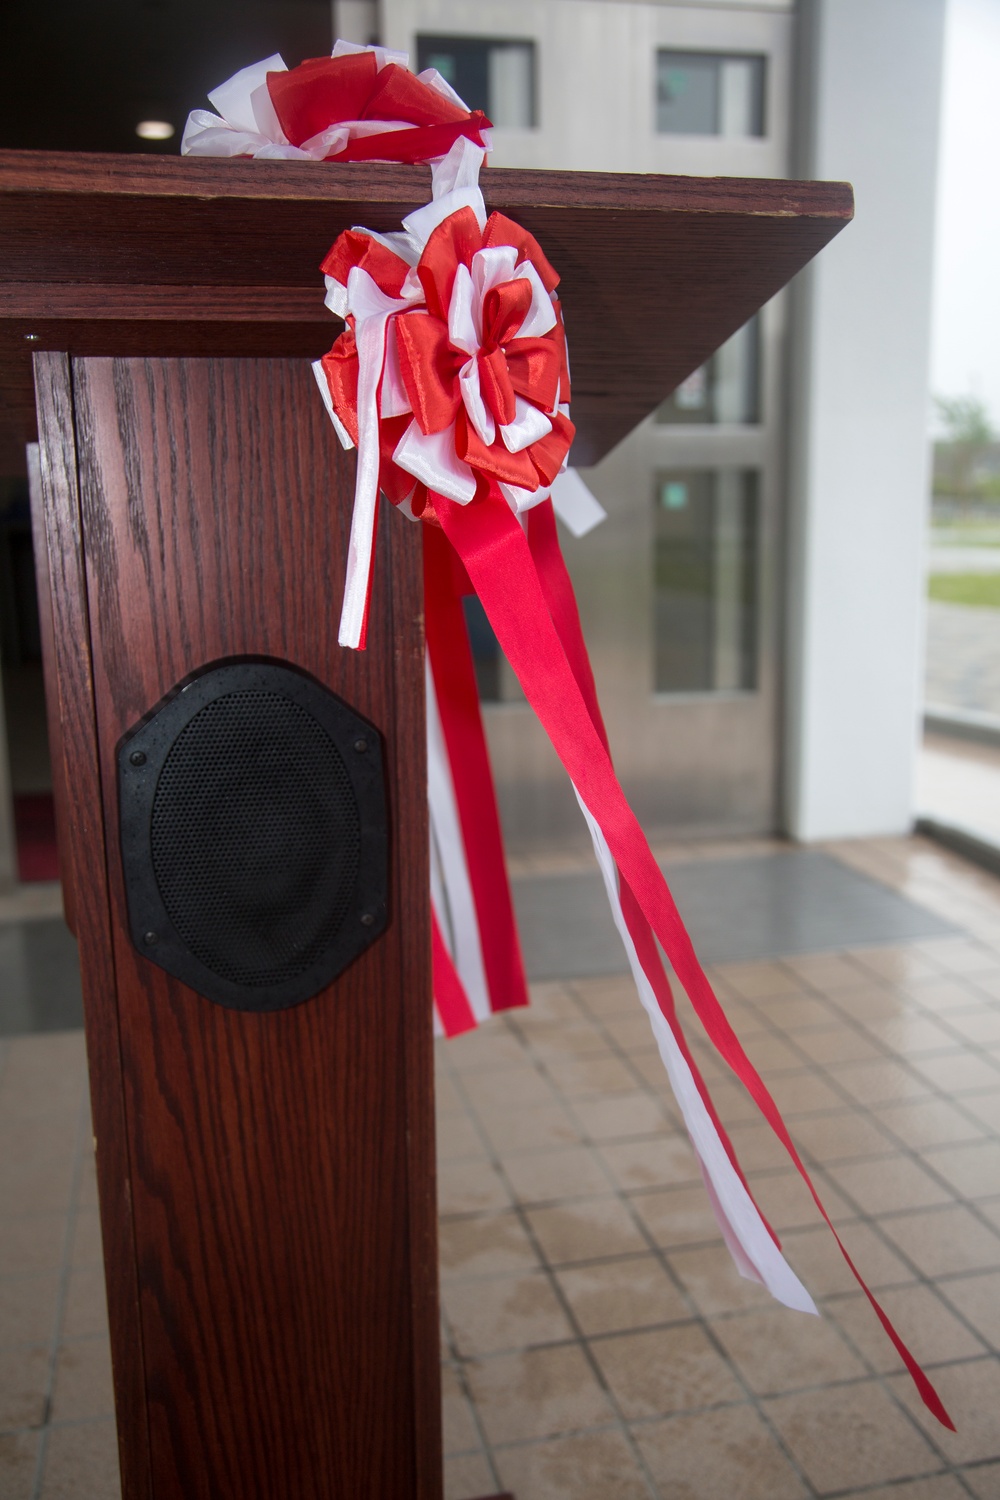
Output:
[{"left": 33, "top": 352, "right": 439, "bottom": 1500}]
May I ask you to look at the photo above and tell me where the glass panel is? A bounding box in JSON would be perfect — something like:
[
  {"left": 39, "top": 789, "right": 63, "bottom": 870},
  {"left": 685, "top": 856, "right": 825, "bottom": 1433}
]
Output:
[
  {"left": 653, "top": 470, "right": 759, "bottom": 694},
  {"left": 656, "top": 51, "right": 765, "bottom": 137},
  {"left": 417, "top": 36, "right": 536, "bottom": 126},
  {"left": 656, "top": 317, "right": 760, "bottom": 426}
]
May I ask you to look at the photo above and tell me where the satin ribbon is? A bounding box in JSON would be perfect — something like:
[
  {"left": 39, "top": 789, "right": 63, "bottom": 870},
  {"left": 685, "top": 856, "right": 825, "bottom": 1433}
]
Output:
[{"left": 433, "top": 485, "right": 954, "bottom": 1431}]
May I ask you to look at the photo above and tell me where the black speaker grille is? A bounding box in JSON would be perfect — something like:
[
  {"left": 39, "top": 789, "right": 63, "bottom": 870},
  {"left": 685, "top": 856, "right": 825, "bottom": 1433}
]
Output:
[{"left": 150, "top": 690, "right": 361, "bottom": 988}]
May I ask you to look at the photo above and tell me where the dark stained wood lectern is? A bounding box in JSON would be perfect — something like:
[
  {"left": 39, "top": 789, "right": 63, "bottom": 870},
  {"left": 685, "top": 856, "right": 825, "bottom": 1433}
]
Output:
[{"left": 0, "top": 151, "right": 851, "bottom": 1500}]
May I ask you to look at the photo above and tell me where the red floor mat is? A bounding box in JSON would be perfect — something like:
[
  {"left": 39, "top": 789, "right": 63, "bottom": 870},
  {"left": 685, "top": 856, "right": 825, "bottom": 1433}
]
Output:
[{"left": 13, "top": 792, "right": 60, "bottom": 883}]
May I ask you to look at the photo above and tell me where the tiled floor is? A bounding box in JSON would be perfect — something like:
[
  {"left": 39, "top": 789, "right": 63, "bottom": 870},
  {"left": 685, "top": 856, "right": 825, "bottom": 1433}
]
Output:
[{"left": 3, "top": 835, "right": 1000, "bottom": 1497}]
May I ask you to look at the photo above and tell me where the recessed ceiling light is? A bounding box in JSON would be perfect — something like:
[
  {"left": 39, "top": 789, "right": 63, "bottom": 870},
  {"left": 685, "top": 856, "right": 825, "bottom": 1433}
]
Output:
[{"left": 136, "top": 120, "right": 174, "bottom": 140}]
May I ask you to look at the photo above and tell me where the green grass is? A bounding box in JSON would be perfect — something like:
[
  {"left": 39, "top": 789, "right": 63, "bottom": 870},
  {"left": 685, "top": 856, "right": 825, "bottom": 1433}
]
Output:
[{"left": 928, "top": 572, "right": 1000, "bottom": 608}]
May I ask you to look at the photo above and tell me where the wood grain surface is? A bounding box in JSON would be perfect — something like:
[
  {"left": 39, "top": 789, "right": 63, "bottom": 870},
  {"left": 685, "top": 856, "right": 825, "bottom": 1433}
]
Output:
[
  {"left": 60, "top": 352, "right": 437, "bottom": 1499},
  {"left": 0, "top": 150, "right": 853, "bottom": 468}
]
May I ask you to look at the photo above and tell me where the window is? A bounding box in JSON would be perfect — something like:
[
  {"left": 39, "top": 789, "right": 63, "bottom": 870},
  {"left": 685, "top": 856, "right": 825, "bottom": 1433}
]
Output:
[
  {"left": 416, "top": 35, "right": 536, "bottom": 127},
  {"left": 653, "top": 470, "right": 759, "bottom": 694},
  {"left": 656, "top": 51, "right": 765, "bottom": 137},
  {"left": 657, "top": 317, "right": 761, "bottom": 426}
]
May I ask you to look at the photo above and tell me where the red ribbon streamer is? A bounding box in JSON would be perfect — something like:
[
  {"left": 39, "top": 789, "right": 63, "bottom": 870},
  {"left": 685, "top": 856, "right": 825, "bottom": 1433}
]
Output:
[
  {"left": 425, "top": 526, "right": 530, "bottom": 1018},
  {"left": 434, "top": 485, "right": 954, "bottom": 1432}
]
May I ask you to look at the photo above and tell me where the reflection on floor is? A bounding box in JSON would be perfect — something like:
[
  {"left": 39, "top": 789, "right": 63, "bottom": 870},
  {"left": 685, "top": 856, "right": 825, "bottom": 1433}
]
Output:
[{"left": 2, "top": 835, "right": 1000, "bottom": 1498}]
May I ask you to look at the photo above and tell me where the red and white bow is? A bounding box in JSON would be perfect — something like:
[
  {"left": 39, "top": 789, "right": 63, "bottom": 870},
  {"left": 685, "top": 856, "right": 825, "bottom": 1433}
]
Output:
[
  {"left": 182, "top": 39, "right": 491, "bottom": 165},
  {"left": 185, "top": 44, "right": 953, "bottom": 1430}
]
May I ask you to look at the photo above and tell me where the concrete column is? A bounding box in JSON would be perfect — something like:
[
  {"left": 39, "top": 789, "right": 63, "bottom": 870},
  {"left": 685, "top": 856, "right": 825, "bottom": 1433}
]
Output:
[{"left": 785, "top": 0, "right": 946, "bottom": 840}]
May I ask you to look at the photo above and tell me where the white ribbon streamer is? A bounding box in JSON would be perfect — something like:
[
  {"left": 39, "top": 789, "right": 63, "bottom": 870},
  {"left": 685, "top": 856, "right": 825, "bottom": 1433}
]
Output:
[{"left": 575, "top": 790, "right": 817, "bottom": 1314}]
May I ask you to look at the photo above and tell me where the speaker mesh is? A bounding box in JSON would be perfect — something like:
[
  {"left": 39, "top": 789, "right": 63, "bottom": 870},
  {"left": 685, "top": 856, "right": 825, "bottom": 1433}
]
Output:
[{"left": 150, "top": 690, "right": 361, "bottom": 988}]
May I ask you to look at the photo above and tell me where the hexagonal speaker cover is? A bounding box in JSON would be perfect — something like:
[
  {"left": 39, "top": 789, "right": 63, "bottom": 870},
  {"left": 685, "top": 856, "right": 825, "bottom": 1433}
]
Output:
[{"left": 117, "top": 661, "right": 388, "bottom": 1011}]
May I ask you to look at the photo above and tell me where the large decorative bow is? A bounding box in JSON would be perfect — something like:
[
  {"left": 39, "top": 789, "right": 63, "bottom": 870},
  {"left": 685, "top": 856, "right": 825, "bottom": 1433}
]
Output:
[{"left": 185, "top": 43, "right": 953, "bottom": 1432}]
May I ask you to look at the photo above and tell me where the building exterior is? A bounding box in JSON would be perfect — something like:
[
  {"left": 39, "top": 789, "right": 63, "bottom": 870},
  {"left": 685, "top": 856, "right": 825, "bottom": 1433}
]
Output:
[{"left": 334, "top": 0, "right": 945, "bottom": 851}]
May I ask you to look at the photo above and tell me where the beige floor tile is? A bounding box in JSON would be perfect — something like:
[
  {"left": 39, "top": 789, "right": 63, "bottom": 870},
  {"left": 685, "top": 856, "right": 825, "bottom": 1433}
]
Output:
[
  {"left": 0, "top": 1153, "right": 75, "bottom": 1217},
  {"left": 542, "top": 1056, "right": 639, "bottom": 1099},
  {"left": 465, "top": 1343, "right": 612, "bottom": 1445},
  {"left": 713, "top": 1305, "right": 866, "bottom": 1395},
  {"left": 633, "top": 1402, "right": 807, "bottom": 1500},
  {"left": 750, "top": 1166, "right": 853, "bottom": 1234},
  {"left": 825, "top": 983, "right": 914, "bottom": 1024},
  {"left": 436, "top": 1112, "right": 488, "bottom": 1164},
  {"left": 435, "top": 1074, "right": 466, "bottom": 1115},
  {"left": 468, "top": 1066, "right": 557, "bottom": 1112},
  {"left": 975, "top": 971, "right": 1000, "bottom": 1003},
  {"left": 782, "top": 952, "right": 873, "bottom": 992},
  {"left": 50, "top": 1336, "right": 115, "bottom": 1422},
  {"left": 0, "top": 1214, "right": 67, "bottom": 1277},
  {"left": 763, "top": 1379, "right": 941, "bottom": 1493},
  {"left": 0, "top": 1426, "right": 40, "bottom": 1500},
  {"left": 475, "top": 1101, "right": 582, "bottom": 1155},
  {"left": 853, "top": 1014, "right": 962, "bottom": 1055},
  {"left": 789, "top": 1110, "right": 896, "bottom": 1165},
  {"left": 555, "top": 1254, "right": 688, "bottom": 1336},
  {"left": 0, "top": 1342, "right": 50, "bottom": 1428},
  {"left": 782, "top": 1221, "right": 915, "bottom": 1298},
  {"left": 720, "top": 1121, "right": 791, "bottom": 1172},
  {"left": 907, "top": 977, "right": 998, "bottom": 1014},
  {"left": 0, "top": 1272, "right": 60, "bottom": 1347},
  {"left": 58, "top": 1263, "right": 108, "bottom": 1342},
  {"left": 916, "top": 938, "right": 1000, "bottom": 976},
  {"left": 438, "top": 1159, "right": 512, "bottom": 1218},
  {"left": 962, "top": 1092, "right": 1000, "bottom": 1134},
  {"left": 598, "top": 1135, "right": 701, "bottom": 1193},
  {"left": 889, "top": 1357, "right": 1000, "bottom": 1466},
  {"left": 828, "top": 1282, "right": 986, "bottom": 1372},
  {"left": 629, "top": 1183, "right": 724, "bottom": 1250},
  {"left": 963, "top": 1460, "right": 1000, "bottom": 1499},
  {"left": 710, "top": 960, "right": 803, "bottom": 1000},
  {"left": 850, "top": 948, "right": 944, "bottom": 984},
  {"left": 443, "top": 1450, "right": 495, "bottom": 1500},
  {"left": 910, "top": 1051, "right": 1000, "bottom": 1096},
  {"left": 741, "top": 1032, "right": 807, "bottom": 1073},
  {"left": 447, "top": 1028, "right": 528, "bottom": 1073},
  {"left": 873, "top": 1097, "right": 987, "bottom": 1150},
  {"left": 569, "top": 1092, "right": 672, "bottom": 1144},
  {"left": 439, "top": 1212, "right": 540, "bottom": 1282},
  {"left": 922, "top": 1140, "right": 1000, "bottom": 1200},
  {"left": 495, "top": 1426, "right": 649, "bottom": 1500},
  {"left": 592, "top": 1321, "right": 743, "bottom": 1419},
  {"left": 572, "top": 976, "right": 638, "bottom": 1018},
  {"left": 599, "top": 1014, "right": 659, "bottom": 1055},
  {"left": 938, "top": 1271, "right": 1000, "bottom": 1351},
  {"left": 939, "top": 1008, "right": 1000, "bottom": 1047},
  {"left": 766, "top": 1071, "right": 848, "bottom": 1117},
  {"left": 849, "top": 1479, "right": 967, "bottom": 1500},
  {"left": 827, "top": 1058, "right": 934, "bottom": 1109},
  {"left": 38, "top": 1418, "right": 121, "bottom": 1500},
  {"left": 526, "top": 980, "right": 588, "bottom": 1020},
  {"left": 69, "top": 1208, "right": 104, "bottom": 1269},
  {"left": 516, "top": 1020, "right": 616, "bottom": 1065},
  {"left": 689, "top": 1074, "right": 762, "bottom": 1126},
  {"left": 526, "top": 1196, "right": 647, "bottom": 1266},
  {"left": 441, "top": 1363, "right": 483, "bottom": 1453},
  {"left": 791, "top": 1027, "right": 884, "bottom": 1068},
  {"left": 826, "top": 1155, "right": 954, "bottom": 1216},
  {"left": 666, "top": 1243, "right": 773, "bottom": 1318},
  {"left": 880, "top": 1205, "right": 1000, "bottom": 1278},
  {"left": 977, "top": 1197, "right": 1000, "bottom": 1236},
  {"left": 751, "top": 994, "right": 842, "bottom": 1034},
  {"left": 500, "top": 1146, "right": 612, "bottom": 1205},
  {"left": 443, "top": 1270, "right": 573, "bottom": 1356}
]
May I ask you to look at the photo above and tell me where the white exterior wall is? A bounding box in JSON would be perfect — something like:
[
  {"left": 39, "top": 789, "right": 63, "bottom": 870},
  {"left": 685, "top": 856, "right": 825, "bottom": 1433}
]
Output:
[{"left": 785, "top": 0, "right": 946, "bottom": 840}]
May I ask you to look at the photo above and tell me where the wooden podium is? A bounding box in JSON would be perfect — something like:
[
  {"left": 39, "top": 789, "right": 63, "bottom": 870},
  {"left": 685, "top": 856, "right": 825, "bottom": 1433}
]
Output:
[{"left": 0, "top": 152, "right": 850, "bottom": 1500}]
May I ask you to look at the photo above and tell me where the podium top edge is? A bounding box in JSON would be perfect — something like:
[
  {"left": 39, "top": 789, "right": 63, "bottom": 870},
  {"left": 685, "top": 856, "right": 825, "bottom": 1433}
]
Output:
[{"left": 0, "top": 149, "right": 853, "bottom": 222}]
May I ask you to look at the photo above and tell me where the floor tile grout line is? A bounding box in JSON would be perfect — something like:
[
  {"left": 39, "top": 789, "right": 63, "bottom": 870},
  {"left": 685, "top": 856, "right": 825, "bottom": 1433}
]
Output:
[{"left": 29, "top": 1063, "right": 91, "bottom": 1500}]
